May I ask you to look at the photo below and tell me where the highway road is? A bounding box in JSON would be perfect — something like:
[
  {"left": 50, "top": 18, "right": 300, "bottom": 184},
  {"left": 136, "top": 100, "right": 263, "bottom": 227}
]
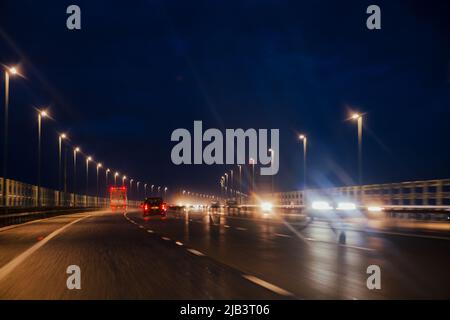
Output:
[{"left": 1, "top": 208, "right": 450, "bottom": 299}]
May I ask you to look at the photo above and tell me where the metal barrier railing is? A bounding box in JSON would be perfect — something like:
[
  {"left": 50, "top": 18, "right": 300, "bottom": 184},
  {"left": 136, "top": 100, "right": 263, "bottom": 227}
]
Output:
[
  {"left": 0, "top": 177, "right": 140, "bottom": 208},
  {"left": 274, "top": 178, "right": 450, "bottom": 207}
]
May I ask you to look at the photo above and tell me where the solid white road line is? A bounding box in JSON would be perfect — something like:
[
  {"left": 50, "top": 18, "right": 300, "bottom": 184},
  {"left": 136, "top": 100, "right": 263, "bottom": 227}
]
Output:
[
  {"left": 0, "top": 215, "right": 90, "bottom": 283},
  {"left": 275, "top": 233, "right": 291, "bottom": 238},
  {"left": 242, "top": 275, "right": 294, "bottom": 297},
  {"left": 187, "top": 248, "right": 205, "bottom": 256}
]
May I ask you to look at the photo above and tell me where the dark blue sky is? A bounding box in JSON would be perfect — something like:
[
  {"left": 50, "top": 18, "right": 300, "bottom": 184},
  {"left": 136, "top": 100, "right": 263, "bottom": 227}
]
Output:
[{"left": 0, "top": 0, "right": 449, "bottom": 195}]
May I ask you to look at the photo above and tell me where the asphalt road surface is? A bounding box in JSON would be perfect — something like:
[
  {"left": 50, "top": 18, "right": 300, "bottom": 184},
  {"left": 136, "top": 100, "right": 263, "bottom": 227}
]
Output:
[{"left": 1, "top": 209, "right": 450, "bottom": 299}]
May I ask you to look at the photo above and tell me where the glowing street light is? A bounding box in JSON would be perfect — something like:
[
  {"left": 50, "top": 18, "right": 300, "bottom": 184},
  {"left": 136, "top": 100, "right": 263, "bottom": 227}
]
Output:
[
  {"left": 122, "top": 175, "right": 127, "bottom": 186},
  {"left": 37, "top": 109, "right": 48, "bottom": 206},
  {"left": 86, "top": 156, "right": 92, "bottom": 196},
  {"left": 2, "top": 66, "right": 20, "bottom": 208},
  {"left": 105, "top": 168, "right": 111, "bottom": 192},
  {"left": 96, "top": 163, "right": 102, "bottom": 204},
  {"left": 114, "top": 171, "right": 119, "bottom": 186},
  {"left": 299, "top": 134, "right": 308, "bottom": 189},
  {"left": 351, "top": 113, "right": 364, "bottom": 184},
  {"left": 57, "top": 133, "right": 67, "bottom": 205}
]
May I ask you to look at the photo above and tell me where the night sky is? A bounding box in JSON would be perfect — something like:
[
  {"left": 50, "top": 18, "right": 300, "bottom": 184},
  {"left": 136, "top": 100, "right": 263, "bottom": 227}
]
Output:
[{"left": 0, "top": 0, "right": 449, "bottom": 196}]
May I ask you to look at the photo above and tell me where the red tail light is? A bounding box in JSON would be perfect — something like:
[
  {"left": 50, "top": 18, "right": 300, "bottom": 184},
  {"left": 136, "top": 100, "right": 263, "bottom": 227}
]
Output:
[
  {"left": 161, "top": 204, "right": 167, "bottom": 211},
  {"left": 144, "top": 204, "right": 149, "bottom": 211}
]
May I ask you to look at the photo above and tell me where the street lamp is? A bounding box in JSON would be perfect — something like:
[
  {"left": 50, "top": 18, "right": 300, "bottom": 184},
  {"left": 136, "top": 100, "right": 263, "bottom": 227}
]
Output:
[
  {"left": 105, "top": 168, "right": 110, "bottom": 187},
  {"left": 37, "top": 109, "right": 48, "bottom": 206},
  {"left": 351, "top": 113, "right": 363, "bottom": 185},
  {"left": 151, "top": 184, "right": 154, "bottom": 195},
  {"left": 299, "top": 134, "right": 307, "bottom": 189},
  {"left": 137, "top": 181, "right": 140, "bottom": 199},
  {"left": 3, "top": 66, "right": 19, "bottom": 208},
  {"left": 268, "top": 149, "right": 274, "bottom": 194},
  {"left": 122, "top": 175, "right": 127, "bottom": 186},
  {"left": 86, "top": 156, "right": 92, "bottom": 199},
  {"left": 129, "top": 179, "right": 134, "bottom": 199},
  {"left": 249, "top": 158, "right": 255, "bottom": 195},
  {"left": 230, "top": 170, "right": 234, "bottom": 197},
  {"left": 144, "top": 183, "right": 147, "bottom": 198},
  {"left": 73, "top": 147, "right": 80, "bottom": 205},
  {"left": 224, "top": 173, "right": 228, "bottom": 198},
  {"left": 237, "top": 165, "right": 242, "bottom": 204},
  {"left": 96, "top": 163, "right": 102, "bottom": 205},
  {"left": 164, "top": 186, "right": 168, "bottom": 198},
  {"left": 114, "top": 171, "right": 119, "bottom": 186},
  {"left": 58, "top": 133, "right": 67, "bottom": 205}
]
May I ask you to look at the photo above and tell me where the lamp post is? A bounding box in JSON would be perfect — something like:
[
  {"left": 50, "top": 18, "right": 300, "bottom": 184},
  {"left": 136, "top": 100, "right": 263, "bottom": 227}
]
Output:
[
  {"left": 85, "top": 156, "right": 92, "bottom": 205},
  {"left": 73, "top": 147, "right": 80, "bottom": 205},
  {"left": 299, "top": 134, "right": 307, "bottom": 189},
  {"left": 129, "top": 179, "right": 134, "bottom": 200},
  {"left": 114, "top": 172, "right": 119, "bottom": 186},
  {"left": 269, "top": 149, "right": 275, "bottom": 195},
  {"left": 137, "top": 181, "right": 140, "bottom": 199},
  {"left": 122, "top": 175, "right": 127, "bottom": 187},
  {"left": 151, "top": 185, "right": 154, "bottom": 196},
  {"left": 105, "top": 168, "right": 110, "bottom": 189},
  {"left": 249, "top": 158, "right": 255, "bottom": 195},
  {"left": 96, "top": 163, "right": 102, "bottom": 206},
  {"left": 164, "top": 186, "right": 168, "bottom": 198},
  {"left": 37, "top": 110, "right": 48, "bottom": 206},
  {"left": 3, "top": 66, "right": 18, "bottom": 209},
  {"left": 237, "top": 165, "right": 242, "bottom": 204},
  {"left": 144, "top": 183, "right": 147, "bottom": 198},
  {"left": 351, "top": 113, "right": 363, "bottom": 185},
  {"left": 224, "top": 173, "right": 228, "bottom": 198},
  {"left": 58, "top": 133, "right": 67, "bottom": 205}
]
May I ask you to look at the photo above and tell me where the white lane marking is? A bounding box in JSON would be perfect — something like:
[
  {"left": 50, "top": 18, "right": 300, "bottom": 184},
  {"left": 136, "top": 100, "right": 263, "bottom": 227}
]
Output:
[
  {"left": 138, "top": 225, "right": 144, "bottom": 229},
  {"left": 305, "top": 238, "right": 374, "bottom": 252},
  {"left": 339, "top": 244, "right": 374, "bottom": 252},
  {"left": 161, "top": 237, "right": 171, "bottom": 241},
  {"left": 146, "top": 230, "right": 154, "bottom": 233},
  {"left": 235, "top": 227, "right": 247, "bottom": 231},
  {"left": 242, "top": 275, "right": 294, "bottom": 297},
  {"left": 224, "top": 225, "right": 230, "bottom": 228},
  {"left": 175, "top": 241, "right": 183, "bottom": 246},
  {"left": 0, "top": 215, "right": 90, "bottom": 283},
  {"left": 275, "top": 233, "right": 291, "bottom": 238},
  {"left": 187, "top": 248, "right": 205, "bottom": 256}
]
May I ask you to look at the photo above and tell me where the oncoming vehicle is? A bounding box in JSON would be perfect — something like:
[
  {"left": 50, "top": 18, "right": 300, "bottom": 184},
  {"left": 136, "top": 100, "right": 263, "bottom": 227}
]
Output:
[
  {"left": 110, "top": 186, "right": 127, "bottom": 211},
  {"left": 142, "top": 197, "right": 168, "bottom": 216}
]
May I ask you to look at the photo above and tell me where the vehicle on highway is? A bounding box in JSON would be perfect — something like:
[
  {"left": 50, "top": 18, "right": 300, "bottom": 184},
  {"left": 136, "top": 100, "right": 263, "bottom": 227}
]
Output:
[
  {"left": 110, "top": 186, "right": 127, "bottom": 211},
  {"left": 142, "top": 197, "right": 168, "bottom": 216},
  {"left": 226, "top": 199, "right": 239, "bottom": 208},
  {"left": 209, "top": 201, "right": 221, "bottom": 209}
]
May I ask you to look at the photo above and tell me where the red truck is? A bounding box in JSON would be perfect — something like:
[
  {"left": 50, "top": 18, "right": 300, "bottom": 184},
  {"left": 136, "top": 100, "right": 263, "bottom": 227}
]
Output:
[{"left": 110, "top": 186, "right": 127, "bottom": 211}]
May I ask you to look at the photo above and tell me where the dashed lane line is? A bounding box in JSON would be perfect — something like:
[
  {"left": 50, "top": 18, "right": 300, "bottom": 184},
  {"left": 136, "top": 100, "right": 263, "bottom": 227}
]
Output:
[
  {"left": 242, "top": 275, "right": 294, "bottom": 297},
  {"left": 187, "top": 248, "right": 205, "bottom": 256}
]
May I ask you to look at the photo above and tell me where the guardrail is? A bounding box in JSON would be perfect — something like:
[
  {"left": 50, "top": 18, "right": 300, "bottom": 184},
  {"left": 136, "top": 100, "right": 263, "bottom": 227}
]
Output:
[
  {"left": 0, "top": 177, "right": 141, "bottom": 227},
  {"left": 274, "top": 178, "right": 450, "bottom": 207}
]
